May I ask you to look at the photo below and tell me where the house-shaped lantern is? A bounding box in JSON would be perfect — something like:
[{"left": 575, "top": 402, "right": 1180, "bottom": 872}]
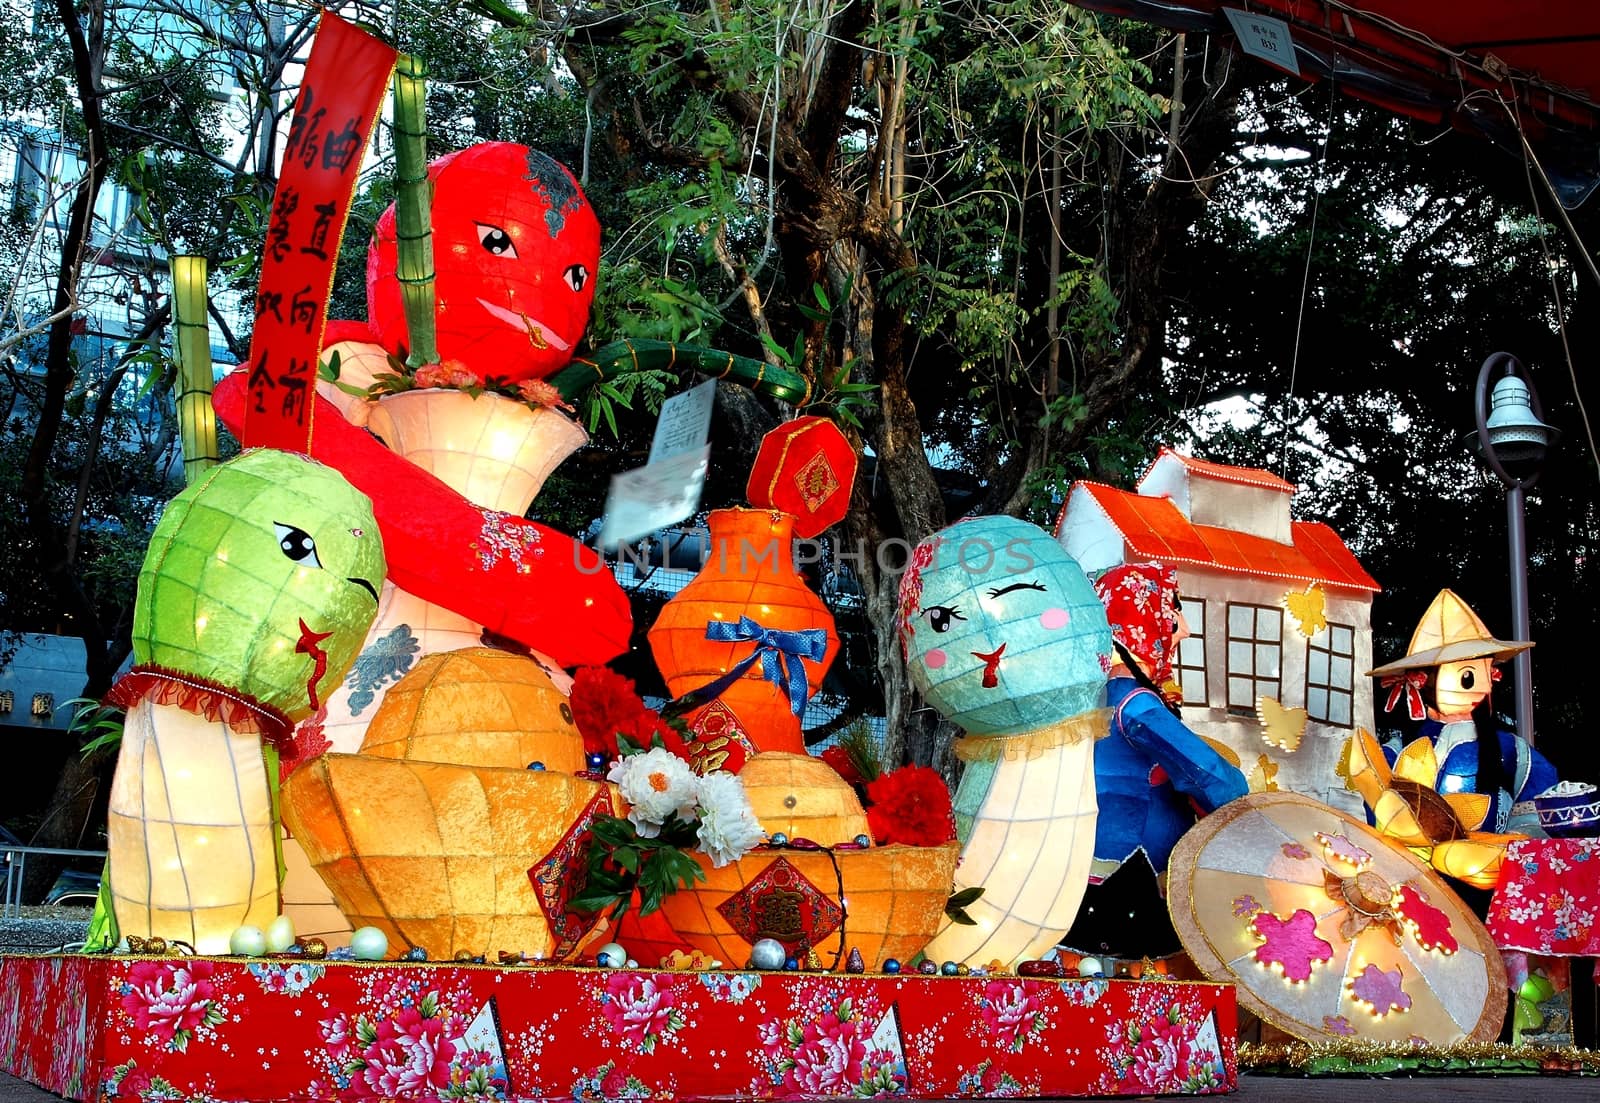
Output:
[{"left": 1055, "top": 449, "right": 1380, "bottom": 814}]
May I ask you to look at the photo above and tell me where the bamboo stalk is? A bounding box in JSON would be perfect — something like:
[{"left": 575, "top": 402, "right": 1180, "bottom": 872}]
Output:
[
  {"left": 551, "top": 339, "right": 811, "bottom": 405},
  {"left": 170, "top": 254, "right": 218, "bottom": 484},
  {"left": 391, "top": 53, "right": 438, "bottom": 368}
]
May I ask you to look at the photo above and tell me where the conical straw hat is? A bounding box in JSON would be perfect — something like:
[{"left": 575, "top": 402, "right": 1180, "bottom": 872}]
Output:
[{"left": 1367, "top": 588, "right": 1531, "bottom": 677}]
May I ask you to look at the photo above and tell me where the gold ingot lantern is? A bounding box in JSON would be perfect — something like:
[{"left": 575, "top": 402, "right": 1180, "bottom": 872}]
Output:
[
  {"left": 739, "top": 751, "right": 871, "bottom": 842},
  {"left": 283, "top": 754, "right": 611, "bottom": 959},
  {"left": 282, "top": 646, "right": 599, "bottom": 959},
  {"left": 360, "top": 647, "right": 582, "bottom": 773},
  {"left": 618, "top": 751, "right": 954, "bottom": 971},
  {"left": 620, "top": 840, "right": 959, "bottom": 973}
]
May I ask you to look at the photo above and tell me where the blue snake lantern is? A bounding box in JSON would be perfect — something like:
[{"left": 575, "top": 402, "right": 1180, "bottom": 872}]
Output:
[{"left": 898, "top": 515, "right": 1112, "bottom": 965}]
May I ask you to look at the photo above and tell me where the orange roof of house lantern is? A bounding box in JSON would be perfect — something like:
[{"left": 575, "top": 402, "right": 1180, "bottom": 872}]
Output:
[
  {"left": 746, "top": 416, "right": 857, "bottom": 538},
  {"left": 1058, "top": 481, "right": 1380, "bottom": 593}
]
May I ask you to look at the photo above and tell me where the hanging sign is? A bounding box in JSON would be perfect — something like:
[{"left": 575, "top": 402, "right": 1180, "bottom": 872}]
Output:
[
  {"left": 1223, "top": 8, "right": 1301, "bottom": 78},
  {"left": 597, "top": 378, "right": 716, "bottom": 549},
  {"left": 243, "top": 12, "right": 397, "bottom": 452}
]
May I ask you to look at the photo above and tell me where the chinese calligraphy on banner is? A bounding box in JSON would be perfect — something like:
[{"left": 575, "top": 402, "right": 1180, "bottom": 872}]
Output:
[{"left": 243, "top": 12, "right": 397, "bottom": 452}]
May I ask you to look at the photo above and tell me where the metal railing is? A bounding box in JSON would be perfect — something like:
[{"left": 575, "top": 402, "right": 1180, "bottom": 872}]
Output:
[{"left": 1, "top": 845, "right": 106, "bottom": 918}]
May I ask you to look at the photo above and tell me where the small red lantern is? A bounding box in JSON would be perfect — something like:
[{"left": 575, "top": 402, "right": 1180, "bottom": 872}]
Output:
[{"left": 745, "top": 416, "right": 857, "bottom": 538}]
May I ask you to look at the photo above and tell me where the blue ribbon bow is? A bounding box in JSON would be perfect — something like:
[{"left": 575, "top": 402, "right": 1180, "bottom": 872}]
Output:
[{"left": 693, "top": 616, "right": 828, "bottom": 716}]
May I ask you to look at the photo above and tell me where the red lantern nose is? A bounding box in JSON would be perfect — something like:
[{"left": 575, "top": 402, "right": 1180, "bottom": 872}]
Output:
[{"left": 971, "top": 643, "right": 1007, "bottom": 688}]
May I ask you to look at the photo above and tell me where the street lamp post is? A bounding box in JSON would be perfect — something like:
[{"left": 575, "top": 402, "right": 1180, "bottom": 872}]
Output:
[{"left": 1465, "top": 352, "right": 1559, "bottom": 747}]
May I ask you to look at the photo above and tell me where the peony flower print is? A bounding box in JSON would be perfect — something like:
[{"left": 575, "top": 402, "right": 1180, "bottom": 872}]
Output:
[
  {"left": 119, "top": 961, "right": 226, "bottom": 1052},
  {"left": 756, "top": 997, "right": 905, "bottom": 1099},
  {"left": 598, "top": 973, "right": 685, "bottom": 1054},
  {"left": 978, "top": 980, "right": 1047, "bottom": 1053}
]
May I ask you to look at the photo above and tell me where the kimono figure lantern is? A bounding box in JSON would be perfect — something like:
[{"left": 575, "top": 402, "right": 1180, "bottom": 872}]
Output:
[
  {"left": 900, "top": 515, "right": 1112, "bottom": 965},
  {"left": 1061, "top": 563, "right": 1248, "bottom": 958}
]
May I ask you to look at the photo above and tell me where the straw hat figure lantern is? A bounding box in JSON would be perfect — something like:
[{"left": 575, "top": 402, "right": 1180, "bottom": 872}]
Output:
[
  {"left": 1346, "top": 589, "right": 1567, "bottom": 888},
  {"left": 1367, "top": 590, "right": 1559, "bottom": 833}
]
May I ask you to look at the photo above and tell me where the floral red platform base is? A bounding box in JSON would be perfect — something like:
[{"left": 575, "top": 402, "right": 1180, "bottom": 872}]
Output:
[{"left": 0, "top": 954, "right": 1236, "bottom": 1100}]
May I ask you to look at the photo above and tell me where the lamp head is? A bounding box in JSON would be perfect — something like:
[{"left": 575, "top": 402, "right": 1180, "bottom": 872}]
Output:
[
  {"left": 1485, "top": 375, "right": 1555, "bottom": 460},
  {"left": 1469, "top": 358, "right": 1560, "bottom": 484}
]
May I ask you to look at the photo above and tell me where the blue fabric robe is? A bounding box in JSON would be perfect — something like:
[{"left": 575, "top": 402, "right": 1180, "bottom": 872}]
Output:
[
  {"left": 1408, "top": 718, "right": 1558, "bottom": 834},
  {"left": 1092, "top": 678, "right": 1249, "bottom": 877}
]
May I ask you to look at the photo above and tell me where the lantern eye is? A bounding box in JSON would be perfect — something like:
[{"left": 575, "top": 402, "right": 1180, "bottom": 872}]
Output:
[
  {"left": 921, "top": 605, "right": 965, "bottom": 633},
  {"left": 1458, "top": 667, "right": 1475, "bottom": 689},
  {"left": 475, "top": 222, "right": 518, "bottom": 258},
  {"left": 986, "top": 580, "right": 1046, "bottom": 599},
  {"left": 274, "top": 522, "right": 323, "bottom": 569},
  {"left": 563, "top": 263, "right": 589, "bottom": 292}
]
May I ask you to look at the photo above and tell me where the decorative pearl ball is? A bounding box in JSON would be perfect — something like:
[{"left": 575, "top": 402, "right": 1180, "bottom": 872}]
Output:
[
  {"left": 749, "top": 938, "right": 787, "bottom": 970},
  {"left": 228, "top": 926, "right": 267, "bottom": 957},
  {"left": 769, "top": 832, "right": 789, "bottom": 847},
  {"left": 1077, "top": 956, "right": 1104, "bottom": 978},
  {"left": 940, "top": 961, "right": 959, "bottom": 976},
  {"left": 265, "top": 914, "right": 297, "bottom": 953},
  {"left": 586, "top": 752, "right": 608, "bottom": 771},
  {"left": 350, "top": 926, "right": 390, "bottom": 961},
  {"left": 527, "top": 761, "right": 546, "bottom": 771},
  {"left": 854, "top": 834, "right": 871, "bottom": 848},
  {"left": 596, "top": 942, "right": 628, "bottom": 968},
  {"left": 883, "top": 958, "right": 902, "bottom": 974}
]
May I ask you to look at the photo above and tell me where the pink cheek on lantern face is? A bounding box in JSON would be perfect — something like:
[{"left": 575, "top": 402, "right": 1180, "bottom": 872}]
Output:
[
  {"left": 1039, "top": 607, "right": 1070, "bottom": 631},
  {"left": 924, "top": 649, "right": 949, "bottom": 670}
]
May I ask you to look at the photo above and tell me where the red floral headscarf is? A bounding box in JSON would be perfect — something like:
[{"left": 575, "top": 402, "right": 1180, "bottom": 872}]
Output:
[{"left": 1093, "top": 563, "right": 1181, "bottom": 686}]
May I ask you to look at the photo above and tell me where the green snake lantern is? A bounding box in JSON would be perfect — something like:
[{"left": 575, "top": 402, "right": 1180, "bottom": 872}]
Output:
[{"left": 107, "top": 450, "right": 385, "bottom": 954}]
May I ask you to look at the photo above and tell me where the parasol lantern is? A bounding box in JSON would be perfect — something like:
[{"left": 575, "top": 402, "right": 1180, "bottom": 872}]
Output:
[{"left": 1167, "top": 791, "right": 1507, "bottom": 1047}]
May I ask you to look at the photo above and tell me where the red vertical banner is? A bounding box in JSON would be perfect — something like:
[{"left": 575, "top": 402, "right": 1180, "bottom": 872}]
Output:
[{"left": 243, "top": 11, "right": 397, "bottom": 452}]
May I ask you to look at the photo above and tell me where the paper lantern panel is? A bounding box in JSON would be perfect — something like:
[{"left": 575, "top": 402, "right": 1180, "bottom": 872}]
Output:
[
  {"left": 367, "top": 143, "right": 600, "bottom": 383},
  {"left": 131, "top": 449, "right": 385, "bottom": 719},
  {"left": 108, "top": 705, "right": 278, "bottom": 954},
  {"left": 360, "top": 647, "right": 583, "bottom": 774},
  {"left": 898, "top": 515, "right": 1111, "bottom": 735},
  {"left": 745, "top": 416, "right": 858, "bottom": 538}
]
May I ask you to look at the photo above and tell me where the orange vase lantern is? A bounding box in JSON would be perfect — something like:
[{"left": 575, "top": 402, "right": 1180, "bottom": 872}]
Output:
[{"left": 649, "top": 508, "right": 839, "bottom": 768}]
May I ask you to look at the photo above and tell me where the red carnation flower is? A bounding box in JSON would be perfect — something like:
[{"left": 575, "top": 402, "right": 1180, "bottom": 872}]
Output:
[
  {"left": 864, "top": 765, "right": 956, "bottom": 847},
  {"left": 631, "top": 710, "right": 694, "bottom": 763},
  {"left": 568, "top": 665, "right": 647, "bottom": 759},
  {"left": 569, "top": 665, "right": 695, "bottom": 766}
]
